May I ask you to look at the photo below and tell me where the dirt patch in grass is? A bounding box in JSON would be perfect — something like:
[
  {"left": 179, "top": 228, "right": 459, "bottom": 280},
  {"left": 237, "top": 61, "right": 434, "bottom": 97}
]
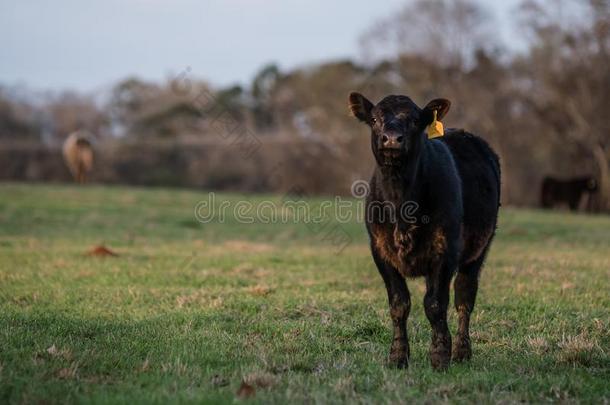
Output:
[
  {"left": 247, "top": 284, "right": 274, "bottom": 297},
  {"left": 231, "top": 263, "right": 272, "bottom": 278},
  {"left": 556, "top": 333, "right": 599, "bottom": 366},
  {"left": 223, "top": 240, "right": 274, "bottom": 253}
]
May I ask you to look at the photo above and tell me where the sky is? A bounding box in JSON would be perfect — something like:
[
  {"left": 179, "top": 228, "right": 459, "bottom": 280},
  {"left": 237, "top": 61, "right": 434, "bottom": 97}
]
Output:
[{"left": 0, "top": 0, "right": 522, "bottom": 93}]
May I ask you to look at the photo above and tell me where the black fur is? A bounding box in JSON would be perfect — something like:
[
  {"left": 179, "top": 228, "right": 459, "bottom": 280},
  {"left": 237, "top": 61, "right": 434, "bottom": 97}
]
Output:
[
  {"left": 349, "top": 93, "right": 501, "bottom": 370},
  {"left": 540, "top": 176, "right": 598, "bottom": 211}
]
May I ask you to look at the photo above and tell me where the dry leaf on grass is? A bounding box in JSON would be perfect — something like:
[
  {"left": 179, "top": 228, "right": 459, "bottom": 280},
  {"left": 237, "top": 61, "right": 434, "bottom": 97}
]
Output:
[
  {"left": 86, "top": 245, "right": 118, "bottom": 257},
  {"left": 236, "top": 381, "right": 256, "bottom": 399}
]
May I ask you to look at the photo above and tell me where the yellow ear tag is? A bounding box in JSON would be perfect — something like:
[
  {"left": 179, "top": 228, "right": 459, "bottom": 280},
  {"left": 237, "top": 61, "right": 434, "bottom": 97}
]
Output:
[{"left": 427, "top": 110, "right": 444, "bottom": 139}]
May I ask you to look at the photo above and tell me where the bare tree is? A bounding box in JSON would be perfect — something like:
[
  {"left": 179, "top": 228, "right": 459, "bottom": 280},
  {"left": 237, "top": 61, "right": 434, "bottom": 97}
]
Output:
[
  {"left": 0, "top": 87, "right": 41, "bottom": 140},
  {"left": 46, "top": 91, "right": 108, "bottom": 141},
  {"left": 518, "top": 0, "right": 610, "bottom": 211},
  {"left": 360, "top": 0, "right": 496, "bottom": 69}
]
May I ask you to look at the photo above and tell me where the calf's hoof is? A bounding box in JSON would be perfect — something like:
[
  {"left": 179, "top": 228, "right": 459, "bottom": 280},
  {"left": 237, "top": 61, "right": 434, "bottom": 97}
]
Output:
[
  {"left": 388, "top": 342, "right": 409, "bottom": 369},
  {"left": 429, "top": 338, "right": 451, "bottom": 371},
  {"left": 452, "top": 337, "right": 472, "bottom": 362},
  {"left": 388, "top": 352, "right": 409, "bottom": 369}
]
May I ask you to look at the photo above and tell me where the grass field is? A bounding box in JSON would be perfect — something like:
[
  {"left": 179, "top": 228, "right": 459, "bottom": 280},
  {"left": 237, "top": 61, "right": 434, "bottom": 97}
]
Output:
[{"left": 0, "top": 183, "right": 608, "bottom": 404}]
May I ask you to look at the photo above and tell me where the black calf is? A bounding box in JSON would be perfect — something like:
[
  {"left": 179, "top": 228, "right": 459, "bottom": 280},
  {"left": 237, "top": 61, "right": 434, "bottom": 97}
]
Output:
[{"left": 349, "top": 93, "right": 501, "bottom": 370}]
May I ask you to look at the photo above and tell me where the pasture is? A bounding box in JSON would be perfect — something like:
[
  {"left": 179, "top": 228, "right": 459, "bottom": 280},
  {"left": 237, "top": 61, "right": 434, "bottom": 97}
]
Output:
[{"left": 0, "top": 183, "right": 608, "bottom": 403}]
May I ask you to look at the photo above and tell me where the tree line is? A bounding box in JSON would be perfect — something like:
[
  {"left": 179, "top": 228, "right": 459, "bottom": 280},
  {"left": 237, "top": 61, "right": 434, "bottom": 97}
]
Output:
[{"left": 0, "top": 0, "right": 608, "bottom": 210}]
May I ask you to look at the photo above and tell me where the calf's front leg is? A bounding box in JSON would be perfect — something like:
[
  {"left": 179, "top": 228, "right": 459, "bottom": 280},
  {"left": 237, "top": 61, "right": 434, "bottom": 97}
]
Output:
[{"left": 372, "top": 249, "right": 411, "bottom": 368}]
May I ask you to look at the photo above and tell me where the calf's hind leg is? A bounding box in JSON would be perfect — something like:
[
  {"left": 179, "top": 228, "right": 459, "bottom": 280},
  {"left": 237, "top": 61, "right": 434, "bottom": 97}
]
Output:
[
  {"left": 453, "top": 249, "right": 488, "bottom": 362},
  {"left": 424, "top": 251, "right": 456, "bottom": 371}
]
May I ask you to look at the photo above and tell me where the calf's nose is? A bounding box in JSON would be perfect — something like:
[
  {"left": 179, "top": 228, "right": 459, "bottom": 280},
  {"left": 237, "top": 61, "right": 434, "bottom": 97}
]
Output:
[{"left": 381, "top": 133, "right": 404, "bottom": 149}]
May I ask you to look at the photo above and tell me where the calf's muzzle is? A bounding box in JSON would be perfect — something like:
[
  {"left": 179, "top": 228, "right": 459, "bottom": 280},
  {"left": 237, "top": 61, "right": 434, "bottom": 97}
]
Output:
[{"left": 381, "top": 133, "right": 404, "bottom": 150}]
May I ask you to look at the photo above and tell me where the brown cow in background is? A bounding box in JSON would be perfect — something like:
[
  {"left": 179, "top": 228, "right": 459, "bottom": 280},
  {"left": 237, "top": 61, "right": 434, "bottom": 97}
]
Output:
[
  {"left": 540, "top": 176, "right": 598, "bottom": 211},
  {"left": 62, "top": 131, "right": 94, "bottom": 184}
]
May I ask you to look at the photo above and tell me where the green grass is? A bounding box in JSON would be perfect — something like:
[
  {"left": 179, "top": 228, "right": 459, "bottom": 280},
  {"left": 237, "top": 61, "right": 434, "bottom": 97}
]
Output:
[{"left": 0, "top": 183, "right": 608, "bottom": 404}]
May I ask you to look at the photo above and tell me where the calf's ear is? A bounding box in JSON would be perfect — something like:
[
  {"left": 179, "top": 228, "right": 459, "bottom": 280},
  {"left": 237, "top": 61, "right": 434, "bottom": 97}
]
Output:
[
  {"left": 422, "top": 98, "right": 451, "bottom": 125},
  {"left": 348, "top": 92, "right": 374, "bottom": 124}
]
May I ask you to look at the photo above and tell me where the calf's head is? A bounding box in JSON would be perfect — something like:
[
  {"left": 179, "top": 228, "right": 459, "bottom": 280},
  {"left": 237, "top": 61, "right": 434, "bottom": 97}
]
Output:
[{"left": 348, "top": 93, "right": 450, "bottom": 167}]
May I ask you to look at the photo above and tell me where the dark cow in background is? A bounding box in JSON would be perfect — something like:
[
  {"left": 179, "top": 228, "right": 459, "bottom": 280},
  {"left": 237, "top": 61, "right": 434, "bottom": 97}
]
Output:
[
  {"left": 349, "top": 93, "right": 501, "bottom": 371},
  {"left": 540, "top": 176, "right": 598, "bottom": 211}
]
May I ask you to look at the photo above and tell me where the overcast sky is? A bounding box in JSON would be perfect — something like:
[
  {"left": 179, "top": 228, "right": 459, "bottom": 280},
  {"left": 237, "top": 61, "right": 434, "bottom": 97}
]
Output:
[{"left": 1, "top": 0, "right": 522, "bottom": 93}]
